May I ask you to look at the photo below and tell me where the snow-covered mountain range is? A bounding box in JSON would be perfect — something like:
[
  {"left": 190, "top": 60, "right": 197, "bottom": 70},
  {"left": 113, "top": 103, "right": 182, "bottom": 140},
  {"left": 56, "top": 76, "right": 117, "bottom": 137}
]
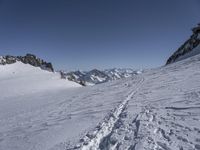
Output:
[
  {"left": 166, "top": 23, "right": 200, "bottom": 64},
  {"left": 65, "top": 68, "right": 141, "bottom": 86}
]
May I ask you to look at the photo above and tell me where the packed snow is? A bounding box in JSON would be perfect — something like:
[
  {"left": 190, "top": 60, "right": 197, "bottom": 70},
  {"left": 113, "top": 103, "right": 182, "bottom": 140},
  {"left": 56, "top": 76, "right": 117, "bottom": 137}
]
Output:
[{"left": 0, "top": 54, "right": 200, "bottom": 150}]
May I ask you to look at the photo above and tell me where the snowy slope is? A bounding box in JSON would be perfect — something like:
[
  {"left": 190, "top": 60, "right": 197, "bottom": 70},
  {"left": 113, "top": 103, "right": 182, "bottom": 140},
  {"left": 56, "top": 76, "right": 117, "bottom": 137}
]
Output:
[
  {"left": 1, "top": 54, "right": 200, "bottom": 150},
  {"left": 0, "top": 62, "right": 80, "bottom": 99},
  {"left": 74, "top": 54, "right": 200, "bottom": 150},
  {"left": 0, "top": 63, "right": 138, "bottom": 150}
]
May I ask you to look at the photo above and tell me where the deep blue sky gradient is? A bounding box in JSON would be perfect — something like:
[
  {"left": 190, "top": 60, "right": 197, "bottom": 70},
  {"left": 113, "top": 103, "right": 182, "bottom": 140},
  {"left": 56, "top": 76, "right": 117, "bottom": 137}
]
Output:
[{"left": 0, "top": 0, "right": 200, "bottom": 70}]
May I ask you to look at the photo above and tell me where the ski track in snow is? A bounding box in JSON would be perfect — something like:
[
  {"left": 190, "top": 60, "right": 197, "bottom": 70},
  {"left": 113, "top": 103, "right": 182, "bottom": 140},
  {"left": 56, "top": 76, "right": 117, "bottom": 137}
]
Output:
[
  {"left": 67, "top": 54, "right": 200, "bottom": 150},
  {"left": 73, "top": 76, "right": 144, "bottom": 150},
  {"left": 1, "top": 55, "right": 200, "bottom": 150}
]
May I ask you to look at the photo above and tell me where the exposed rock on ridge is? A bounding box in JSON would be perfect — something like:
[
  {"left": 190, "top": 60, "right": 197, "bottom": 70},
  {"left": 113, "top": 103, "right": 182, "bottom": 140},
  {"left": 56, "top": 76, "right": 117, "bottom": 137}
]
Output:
[
  {"left": 0, "top": 54, "right": 54, "bottom": 72},
  {"left": 166, "top": 23, "right": 200, "bottom": 65}
]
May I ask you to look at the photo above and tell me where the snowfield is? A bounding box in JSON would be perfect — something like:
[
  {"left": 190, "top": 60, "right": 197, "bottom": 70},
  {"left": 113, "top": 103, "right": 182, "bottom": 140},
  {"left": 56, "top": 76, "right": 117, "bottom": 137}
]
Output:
[
  {"left": 0, "top": 62, "right": 81, "bottom": 99},
  {"left": 0, "top": 54, "right": 200, "bottom": 150}
]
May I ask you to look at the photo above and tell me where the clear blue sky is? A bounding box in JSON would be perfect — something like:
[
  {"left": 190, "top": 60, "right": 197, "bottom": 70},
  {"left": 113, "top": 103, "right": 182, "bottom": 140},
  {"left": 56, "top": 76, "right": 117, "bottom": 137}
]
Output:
[{"left": 0, "top": 0, "right": 200, "bottom": 70}]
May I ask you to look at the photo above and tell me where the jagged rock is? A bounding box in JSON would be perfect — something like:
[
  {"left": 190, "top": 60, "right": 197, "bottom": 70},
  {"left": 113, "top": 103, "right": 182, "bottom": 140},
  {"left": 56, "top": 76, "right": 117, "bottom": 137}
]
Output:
[
  {"left": 0, "top": 56, "right": 6, "bottom": 65},
  {"left": 5, "top": 55, "right": 17, "bottom": 64},
  {"left": 166, "top": 23, "right": 200, "bottom": 65},
  {"left": 59, "top": 71, "right": 67, "bottom": 79},
  {"left": 0, "top": 54, "right": 54, "bottom": 72}
]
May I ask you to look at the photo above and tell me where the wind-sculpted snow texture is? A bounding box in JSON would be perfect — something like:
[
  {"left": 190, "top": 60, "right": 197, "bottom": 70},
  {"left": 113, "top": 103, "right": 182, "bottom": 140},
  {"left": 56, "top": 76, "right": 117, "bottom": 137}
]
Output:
[{"left": 1, "top": 54, "right": 200, "bottom": 150}]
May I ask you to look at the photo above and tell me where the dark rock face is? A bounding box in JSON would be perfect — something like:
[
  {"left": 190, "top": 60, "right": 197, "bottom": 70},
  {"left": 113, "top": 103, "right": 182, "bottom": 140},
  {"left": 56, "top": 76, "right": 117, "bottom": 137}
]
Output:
[
  {"left": 65, "top": 71, "right": 86, "bottom": 86},
  {"left": 5, "top": 55, "right": 17, "bottom": 64},
  {"left": 0, "top": 54, "right": 54, "bottom": 72},
  {"left": 166, "top": 24, "right": 200, "bottom": 65}
]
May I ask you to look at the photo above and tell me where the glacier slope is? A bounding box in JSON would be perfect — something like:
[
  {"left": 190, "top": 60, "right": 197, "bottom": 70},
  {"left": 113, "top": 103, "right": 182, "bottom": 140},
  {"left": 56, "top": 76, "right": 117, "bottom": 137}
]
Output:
[
  {"left": 0, "top": 54, "right": 200, "bottom": 150},
  {"left": 72, "top": 54, "right": 200, "bottom": 150}
]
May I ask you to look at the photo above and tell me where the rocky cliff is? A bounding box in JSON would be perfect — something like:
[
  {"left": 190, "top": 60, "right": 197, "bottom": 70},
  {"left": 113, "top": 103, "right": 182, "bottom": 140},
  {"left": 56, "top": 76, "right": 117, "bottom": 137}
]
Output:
[{"left": 166, "top": 23, "right": 200, "bottom": 65}]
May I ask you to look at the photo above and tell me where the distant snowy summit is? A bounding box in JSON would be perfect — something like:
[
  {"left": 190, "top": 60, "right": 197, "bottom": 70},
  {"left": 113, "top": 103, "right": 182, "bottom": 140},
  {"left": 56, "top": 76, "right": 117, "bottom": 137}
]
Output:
[
  {"left": 65, "top": 68, "right": 141, "bottom": 86},
  {"left": 0, "top": 53, "right": 54, "bottom": 72},
  {"left": 166, "top": 23, "right": 200, "bottom": 65}
]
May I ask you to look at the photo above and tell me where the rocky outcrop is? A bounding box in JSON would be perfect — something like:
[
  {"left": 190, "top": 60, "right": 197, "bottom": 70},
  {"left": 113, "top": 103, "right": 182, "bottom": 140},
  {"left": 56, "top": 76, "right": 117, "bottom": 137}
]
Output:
[
  {"left": 0, "top": 54, "right": 54, "bottom": 72},
  {"left": 166, "top": 23, "right": 200, "bottom": 65}
]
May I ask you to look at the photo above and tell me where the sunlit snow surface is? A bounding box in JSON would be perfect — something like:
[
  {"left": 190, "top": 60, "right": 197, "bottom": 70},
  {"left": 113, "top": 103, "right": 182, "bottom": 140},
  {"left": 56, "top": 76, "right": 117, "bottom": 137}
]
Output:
[{"left": 1, "top": 55, "right": 200, "bottom": 150}]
